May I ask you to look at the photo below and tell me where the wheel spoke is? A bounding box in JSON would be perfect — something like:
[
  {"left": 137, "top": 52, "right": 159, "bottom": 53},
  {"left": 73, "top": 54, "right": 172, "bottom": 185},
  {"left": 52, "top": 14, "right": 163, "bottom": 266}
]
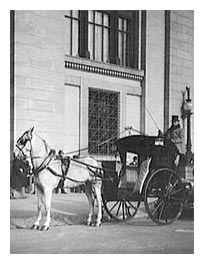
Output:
[
  {"left": 109, "top": 201, "right": 119, "bottom": 213},
  {"left": 168, "top": 179, "right": 179, "bottom": 194},
  {"left": 158, "top": 202, "right": 165, "bottom": 221},
  {"left": 116, "top": 201, "right": 122, "bottom": 217},
  {"left": 127, "top": 201, "right": 138, "bottom": 210},
  {"left": 167, "top": 173, "right": 173, "bottom": 189},
  {"left": 152, "top": 199, "right": 163, "bottom": 217},
  {"left": 122, "top": 201, "right": 125, "bottom": 219},
  {"left": 169, "top": 188, "right": 184, "bottom": 196},
  {"left": 170, "top": 195, "right": 184, "bottom": 202},
  {"left": 124, "top": 202, "right": 130, "bottom": 217}
]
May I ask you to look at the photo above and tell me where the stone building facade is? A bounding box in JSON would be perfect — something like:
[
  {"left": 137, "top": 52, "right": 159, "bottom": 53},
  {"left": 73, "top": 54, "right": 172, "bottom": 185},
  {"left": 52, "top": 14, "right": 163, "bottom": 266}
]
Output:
[{"left": 10, "top": 10, "right": 194, "bottom": 162}]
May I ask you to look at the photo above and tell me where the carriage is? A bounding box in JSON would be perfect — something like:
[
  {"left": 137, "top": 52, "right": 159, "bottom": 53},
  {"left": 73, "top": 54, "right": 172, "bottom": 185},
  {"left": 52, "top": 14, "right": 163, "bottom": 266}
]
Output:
[
  {"left": 101, "top": 134, "right": 193, "bottom": 225},
  {"left": 14, "top": 127, "right": 194, "bottom": 229}
]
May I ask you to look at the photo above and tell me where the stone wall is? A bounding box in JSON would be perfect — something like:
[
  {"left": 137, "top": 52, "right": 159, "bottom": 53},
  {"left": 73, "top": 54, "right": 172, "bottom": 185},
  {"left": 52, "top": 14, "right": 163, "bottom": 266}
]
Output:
[
  {"left": 170, "top": 10, "right": 194, "bottom": 150},
  {"left": 14, "top": 10, "right": 65, "bottom": 148},
  {"left": 145, "top": 10, "right": 165, "bottom": 135}
]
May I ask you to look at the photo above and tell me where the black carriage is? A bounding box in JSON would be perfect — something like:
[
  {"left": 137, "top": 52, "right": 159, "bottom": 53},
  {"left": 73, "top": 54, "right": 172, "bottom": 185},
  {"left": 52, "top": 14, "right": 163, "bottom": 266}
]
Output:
[{"left": 102, "top": 134, "right": 192, "bottom": 225}]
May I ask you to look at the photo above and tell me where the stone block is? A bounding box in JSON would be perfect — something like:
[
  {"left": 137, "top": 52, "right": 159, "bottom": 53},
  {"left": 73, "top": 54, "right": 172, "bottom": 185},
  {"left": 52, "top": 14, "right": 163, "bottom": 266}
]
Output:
[
  {"left": 15, "top": 98, "right": 29, "bottom": 109},
  {"left": 15, "top": 43, "right": 36, "bottom": 58},
  {"left": 15, "top": 76, "right": 30, "bottom": 88},
  {"left": 29, "top": 78, "right": 59, "bottom": 91},
  {"left": 15, "top": 86, "right": 36, "bottom": 99},
  {"left": 28, "top": 99, "right": 54, "bottom": 112}
]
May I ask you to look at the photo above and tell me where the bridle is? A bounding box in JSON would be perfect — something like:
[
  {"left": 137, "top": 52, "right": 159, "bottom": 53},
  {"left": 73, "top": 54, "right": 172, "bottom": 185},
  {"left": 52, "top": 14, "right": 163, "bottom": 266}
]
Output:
[
  {"left": 15, "top": 129, "right": 56, "bottom": 176},
  {"left": 15, "top": 130, "right": 33, "bottom": 161}
]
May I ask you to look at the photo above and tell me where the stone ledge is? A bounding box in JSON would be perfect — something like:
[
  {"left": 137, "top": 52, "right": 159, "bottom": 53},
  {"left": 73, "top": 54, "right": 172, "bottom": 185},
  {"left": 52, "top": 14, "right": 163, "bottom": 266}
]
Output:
[{"left": 65, "top": 56, "right": 144, "bottom": 81}]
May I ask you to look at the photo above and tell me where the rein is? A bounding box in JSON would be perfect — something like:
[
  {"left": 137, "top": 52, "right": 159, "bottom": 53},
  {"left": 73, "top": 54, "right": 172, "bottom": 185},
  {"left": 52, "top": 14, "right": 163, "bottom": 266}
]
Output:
[
  {"left": 46, "top": 166, "right": 84, "bottom": 183},
  {"left": 33, "top": 150, "right": 56, "bottom": 175},
  {"left": 15, "top": 130, "right": 115, "bottom": 184},
  {"left": 70, "top": 157, "right": 116, "bottom": 174},
  {"left": 46, "top": 156, "right": 103, "bottom": 183}
]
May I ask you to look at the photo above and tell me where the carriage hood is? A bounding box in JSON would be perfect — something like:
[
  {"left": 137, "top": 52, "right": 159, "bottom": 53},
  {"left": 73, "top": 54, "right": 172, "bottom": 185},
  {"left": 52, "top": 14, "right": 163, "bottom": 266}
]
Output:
[{"left": 115, "top": 135, "right": 178, "bottom": 167}]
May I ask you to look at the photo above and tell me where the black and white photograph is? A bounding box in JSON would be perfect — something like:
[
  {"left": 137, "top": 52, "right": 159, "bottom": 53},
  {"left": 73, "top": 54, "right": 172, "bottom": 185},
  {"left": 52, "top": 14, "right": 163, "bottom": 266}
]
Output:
[{"left": 5, "top": 2, "right": 199, "bottom": 258}]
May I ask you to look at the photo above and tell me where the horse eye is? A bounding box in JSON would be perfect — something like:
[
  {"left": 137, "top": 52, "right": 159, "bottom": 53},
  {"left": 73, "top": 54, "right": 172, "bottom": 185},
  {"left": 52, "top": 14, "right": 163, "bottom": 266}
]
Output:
[
  {"left": 19, "top": 137, "right": 27, "bottom": 146},
  {"left": 19, "top": 139, "right": 25, "bottom": 145}
]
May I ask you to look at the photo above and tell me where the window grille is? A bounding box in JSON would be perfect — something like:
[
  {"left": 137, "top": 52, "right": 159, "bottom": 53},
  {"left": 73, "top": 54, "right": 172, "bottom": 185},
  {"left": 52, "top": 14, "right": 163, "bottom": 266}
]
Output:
[{"left": 88, "top": 88, "right": 119, "bottom": 155}]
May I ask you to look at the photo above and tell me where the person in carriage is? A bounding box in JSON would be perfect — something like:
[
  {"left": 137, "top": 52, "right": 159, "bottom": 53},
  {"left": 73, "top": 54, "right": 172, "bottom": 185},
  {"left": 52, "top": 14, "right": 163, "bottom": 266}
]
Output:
[{"left": 164, "top": 115, "right": 185, "bottom": 178}]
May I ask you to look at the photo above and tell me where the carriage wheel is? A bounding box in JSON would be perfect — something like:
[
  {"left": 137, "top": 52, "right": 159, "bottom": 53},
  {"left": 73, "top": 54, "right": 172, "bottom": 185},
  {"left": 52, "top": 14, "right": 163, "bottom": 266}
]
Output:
[
  {"left": 144, "top": 168, "right": 185, "bottom": 225},
  {"left": 102, "top": 195, "right": 140, "bottom": 221}
]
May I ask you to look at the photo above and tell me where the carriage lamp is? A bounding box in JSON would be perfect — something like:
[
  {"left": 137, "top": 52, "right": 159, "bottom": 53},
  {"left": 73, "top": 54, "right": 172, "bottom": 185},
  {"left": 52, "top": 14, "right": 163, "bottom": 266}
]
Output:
[
  {"left": 183, "top": 86, "right": 194, "bottom": 169},
  {"left": 155, "top": 130, "right": 164, "bottom": 146}
]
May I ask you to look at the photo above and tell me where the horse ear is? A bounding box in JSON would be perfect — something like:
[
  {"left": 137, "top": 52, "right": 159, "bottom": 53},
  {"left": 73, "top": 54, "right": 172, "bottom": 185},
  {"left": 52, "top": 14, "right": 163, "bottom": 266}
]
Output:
[{"left": 30, "top": 126, "right": 34, "bottom": 133}]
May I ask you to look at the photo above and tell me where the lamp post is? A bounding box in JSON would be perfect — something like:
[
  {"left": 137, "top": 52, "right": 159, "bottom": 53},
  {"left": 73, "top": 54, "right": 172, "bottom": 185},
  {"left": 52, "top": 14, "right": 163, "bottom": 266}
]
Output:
[{"left": 183, "top": 86, "right": 193, "bottom": 169}]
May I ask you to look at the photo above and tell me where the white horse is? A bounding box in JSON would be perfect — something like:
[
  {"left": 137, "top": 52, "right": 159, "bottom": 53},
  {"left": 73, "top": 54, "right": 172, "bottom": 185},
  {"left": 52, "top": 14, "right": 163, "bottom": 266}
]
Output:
[{"left": 13, "top": 127, "right": 102, "bottom": 230}]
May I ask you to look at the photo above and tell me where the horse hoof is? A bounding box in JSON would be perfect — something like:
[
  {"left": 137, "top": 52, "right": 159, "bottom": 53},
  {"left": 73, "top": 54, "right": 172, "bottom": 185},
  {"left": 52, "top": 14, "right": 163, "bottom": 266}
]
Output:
[
  {"left": 41, "top": 225, "right": 49, "bottom": 231},
  {"left": 86, "top": 222, "right": 92, "bottom": 226},
  {"left": 95, "top": 222, "right": 101, "bottom": 227},
  {"left": 31, "top": 224, "right": 39, "bottom": 230}
]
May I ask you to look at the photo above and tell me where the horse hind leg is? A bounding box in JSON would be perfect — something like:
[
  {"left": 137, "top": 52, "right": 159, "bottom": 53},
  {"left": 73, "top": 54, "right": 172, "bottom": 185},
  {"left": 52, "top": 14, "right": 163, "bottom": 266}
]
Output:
[
  {"left": 84, "top": 182, "right": 94, "bottom": 226},
  {"left": 92, "top": 181, "right": 102, "bottom": 227}
]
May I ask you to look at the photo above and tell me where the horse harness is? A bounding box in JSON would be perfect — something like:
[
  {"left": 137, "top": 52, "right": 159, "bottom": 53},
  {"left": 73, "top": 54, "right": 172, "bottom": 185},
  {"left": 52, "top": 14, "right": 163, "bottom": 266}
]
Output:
[
  {"left": 33, "top": 151, "right": 102, "bottom": 183},
  {"left": 15, "top": 129, "right": 103, "bottom": 183}
]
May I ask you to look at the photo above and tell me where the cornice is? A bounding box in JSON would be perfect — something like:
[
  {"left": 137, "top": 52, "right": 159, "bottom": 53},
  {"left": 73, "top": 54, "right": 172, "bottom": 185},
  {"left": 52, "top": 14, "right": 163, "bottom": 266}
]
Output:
[{"left": 65, "top": 57, "right": 144, "bottom": 81}]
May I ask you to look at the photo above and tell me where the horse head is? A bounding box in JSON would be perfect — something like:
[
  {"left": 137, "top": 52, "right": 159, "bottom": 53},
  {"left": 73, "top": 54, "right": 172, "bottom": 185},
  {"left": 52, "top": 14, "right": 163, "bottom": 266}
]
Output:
[
  {"left": 14, "top": 126, "right": 57, "bottom": 174},
  {"left": 14, "top": 127, "right": 34, "bottom": 157},
  {"left": 13, "top": 126, "right": 34, "bottom": 169}
]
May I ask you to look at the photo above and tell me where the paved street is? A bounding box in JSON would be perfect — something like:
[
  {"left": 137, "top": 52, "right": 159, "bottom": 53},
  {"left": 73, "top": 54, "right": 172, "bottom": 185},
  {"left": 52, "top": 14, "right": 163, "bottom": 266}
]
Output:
[{"left": 10, "top": 192, "right": 194, "bottom": 254}]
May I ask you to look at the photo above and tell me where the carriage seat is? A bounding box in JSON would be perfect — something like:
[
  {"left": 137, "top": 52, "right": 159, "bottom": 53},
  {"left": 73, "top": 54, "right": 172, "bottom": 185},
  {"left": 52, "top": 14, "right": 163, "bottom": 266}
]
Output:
[
  {"left": 118, "top": 157, "right": 152, "bottom": 194},
  {"left": 133, "top": 157, "right": 152, "bottom": 194}
]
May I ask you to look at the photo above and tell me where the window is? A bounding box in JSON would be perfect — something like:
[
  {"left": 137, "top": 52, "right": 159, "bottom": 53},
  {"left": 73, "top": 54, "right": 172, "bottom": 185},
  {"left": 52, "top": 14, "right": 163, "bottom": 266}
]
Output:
[
  {"left": 88, "top": 88, "right": 119, "bottom": 155},
  {"left": 65, "top": 10, "right": 80, "bottom": 56},
  {"left": 88, "top": 11, "right": 110, "bottom": 62},
  {"left": 65, "top": 11, "right": 141, "bottom": 69},
  {"left": 118, "top": 17, "right": 129, "bottom": 66}
]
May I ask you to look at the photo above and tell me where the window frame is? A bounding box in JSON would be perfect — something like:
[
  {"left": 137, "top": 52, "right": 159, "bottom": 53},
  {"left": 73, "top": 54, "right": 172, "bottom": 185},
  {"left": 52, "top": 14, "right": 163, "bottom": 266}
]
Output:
[{"left": 65, "top": 11, "right": 80, "bottom": 57}]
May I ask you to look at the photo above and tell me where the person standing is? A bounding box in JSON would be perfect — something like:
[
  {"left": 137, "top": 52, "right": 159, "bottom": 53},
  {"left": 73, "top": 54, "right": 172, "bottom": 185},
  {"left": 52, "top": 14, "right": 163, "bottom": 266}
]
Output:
[
  {"left": 10, "top": 153, "right": 30, "bottom": 198},
  {"left": 55, "top": 150, "right": 67, "bottom": 194}
]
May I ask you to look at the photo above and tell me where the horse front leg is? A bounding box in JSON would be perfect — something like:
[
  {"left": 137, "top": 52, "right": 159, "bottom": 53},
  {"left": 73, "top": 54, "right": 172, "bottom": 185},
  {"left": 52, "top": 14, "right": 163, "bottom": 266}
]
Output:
[
  {"left": 41, "top": 187, "right": 53, "bottom": 231},
  {"left": 31, "top": 188, "right": 43, "bottom": 230},
  {"left": 84, "top": 182, "right": 94, "bottom": 226},
  {"left": 93, "top": 181, "right": 102, "bottom": 227}
]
